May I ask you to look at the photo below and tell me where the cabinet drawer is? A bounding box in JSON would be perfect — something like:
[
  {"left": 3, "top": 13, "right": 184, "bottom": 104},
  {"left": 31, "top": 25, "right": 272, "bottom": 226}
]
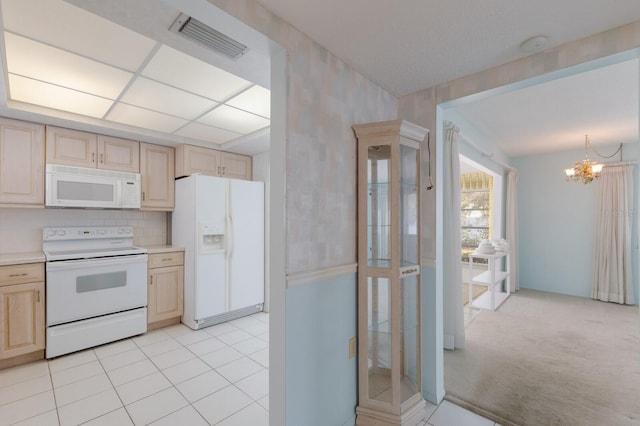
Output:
[
  {"left": 0, "top": 263, "right": 44, "bottom": 286},
  {"left": 148, "top": 252, "right": 184, "bottom": 269}
]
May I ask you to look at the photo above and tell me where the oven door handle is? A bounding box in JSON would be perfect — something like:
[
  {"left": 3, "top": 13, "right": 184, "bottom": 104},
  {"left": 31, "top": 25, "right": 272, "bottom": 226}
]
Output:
[{"left": 46, "top": 254, "right": 148, "bottom": 271}]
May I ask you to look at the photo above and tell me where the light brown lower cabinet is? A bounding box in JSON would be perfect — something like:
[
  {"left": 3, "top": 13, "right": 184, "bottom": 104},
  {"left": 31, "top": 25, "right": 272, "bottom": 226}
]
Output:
[
  {"left": 0, "top": 263, "right": 45, "bottom": 368},
  {"left": 147, "top": 251, "right": 184, "bottom": 330}
]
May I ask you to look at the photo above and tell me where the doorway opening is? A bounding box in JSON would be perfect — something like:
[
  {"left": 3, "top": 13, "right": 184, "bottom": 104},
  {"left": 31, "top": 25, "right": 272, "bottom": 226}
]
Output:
[{"left": 459, "top": 155, "right": 502, "bottom": 321}]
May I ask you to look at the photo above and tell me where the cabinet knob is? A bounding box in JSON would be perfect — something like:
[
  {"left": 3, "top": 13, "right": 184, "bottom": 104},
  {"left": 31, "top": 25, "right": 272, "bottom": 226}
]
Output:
[
  {"left": 92, "top": 152, "right": 96, "bottom": 163},
  {"left": 100, "top": 153, "right": 104, "bottom": 164}
]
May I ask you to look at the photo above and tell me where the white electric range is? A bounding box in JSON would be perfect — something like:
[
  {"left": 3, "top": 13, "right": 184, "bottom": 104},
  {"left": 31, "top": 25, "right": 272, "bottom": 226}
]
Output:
[{"left": 43, "top": 226, "right": 148, "bottom": 358}]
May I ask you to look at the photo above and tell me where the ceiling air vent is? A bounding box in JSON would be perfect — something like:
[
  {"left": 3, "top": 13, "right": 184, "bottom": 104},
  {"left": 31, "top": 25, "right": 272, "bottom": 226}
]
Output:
[{"left": 170, "top": 13, "right": 248, "bottom": 60}]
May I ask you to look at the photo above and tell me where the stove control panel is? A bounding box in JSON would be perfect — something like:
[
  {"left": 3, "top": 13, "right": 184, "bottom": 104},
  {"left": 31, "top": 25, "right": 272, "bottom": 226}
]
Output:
[{"left": 43, "top": 226, "right": 134, "bottom": 241}]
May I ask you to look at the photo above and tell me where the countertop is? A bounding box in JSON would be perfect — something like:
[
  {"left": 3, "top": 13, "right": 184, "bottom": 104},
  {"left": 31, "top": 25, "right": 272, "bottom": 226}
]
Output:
[
  {"left": 0, "top": 251, "right": 46, "bottom": 266},
  {"left": 142, "top": 245, "right": 185, "bottom": 254},
  {"left": 0, "top": 247, "right": 184, "bottom": 265}
]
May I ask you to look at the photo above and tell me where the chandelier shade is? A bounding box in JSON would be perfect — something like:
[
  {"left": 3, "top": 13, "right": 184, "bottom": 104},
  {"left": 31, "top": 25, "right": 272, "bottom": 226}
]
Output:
[{"left": 564, "top": 135, "right": 604, "bottom": 184}]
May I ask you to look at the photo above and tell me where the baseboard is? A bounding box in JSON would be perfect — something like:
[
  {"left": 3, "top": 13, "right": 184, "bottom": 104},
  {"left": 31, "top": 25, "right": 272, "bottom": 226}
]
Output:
[
  {"left": 147, "top": 316, "right": 181, "bottom": 331},
  {"left": 0, "top": 350, "right": 44, "bottom": 370}
]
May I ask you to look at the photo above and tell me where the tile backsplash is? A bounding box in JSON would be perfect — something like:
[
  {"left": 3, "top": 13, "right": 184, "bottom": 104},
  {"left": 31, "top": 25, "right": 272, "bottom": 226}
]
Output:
[{"left": 0, "top": 208, "right": 167, "bottom": 253}]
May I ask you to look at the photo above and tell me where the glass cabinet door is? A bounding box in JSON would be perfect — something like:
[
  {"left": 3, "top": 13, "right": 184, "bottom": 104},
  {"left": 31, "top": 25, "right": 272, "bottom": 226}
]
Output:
[
  {"left": 399, "top": 144, "right": 419, "bottom": 267},
  {"left": 400, "top": 274, "right": 419, "bottom": 403},
  {"left": 367, "top": 276, "right": 392, "bottom": 403},
  {"left": 368, "top": 145, "right": 391, "bottom": 268}
]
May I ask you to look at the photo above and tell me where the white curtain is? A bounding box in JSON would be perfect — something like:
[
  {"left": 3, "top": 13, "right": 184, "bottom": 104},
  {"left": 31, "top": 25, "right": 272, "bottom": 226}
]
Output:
[
  {"left": 506, "top": 170, "right": 519, "bottom": 292},
  {"left": 592, "top": 165, "right": 633, "bottom": 304},
  {"left": 443, "top": 121, "right": 465, "bottom": 350}
]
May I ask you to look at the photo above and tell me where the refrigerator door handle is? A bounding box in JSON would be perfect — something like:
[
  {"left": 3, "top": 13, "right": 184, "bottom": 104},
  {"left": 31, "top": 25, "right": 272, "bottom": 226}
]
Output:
[{"left": 227, "top": 215, "right": 234, "bottom": 260}]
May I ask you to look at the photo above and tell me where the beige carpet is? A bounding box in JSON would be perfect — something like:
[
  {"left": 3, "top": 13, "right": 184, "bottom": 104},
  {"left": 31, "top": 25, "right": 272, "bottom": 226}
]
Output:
[{"left": 445, "top": 289, "right": 640, "bottom": 426}]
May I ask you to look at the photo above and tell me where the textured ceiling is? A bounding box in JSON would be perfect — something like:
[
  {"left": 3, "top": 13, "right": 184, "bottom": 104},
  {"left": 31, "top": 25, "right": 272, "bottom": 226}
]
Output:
[
  {"left": 256, "top": 0, "right": 640, "bottom": 97},
  {"left": 255, "top": 0, "right": 640, "bottom": 157}
]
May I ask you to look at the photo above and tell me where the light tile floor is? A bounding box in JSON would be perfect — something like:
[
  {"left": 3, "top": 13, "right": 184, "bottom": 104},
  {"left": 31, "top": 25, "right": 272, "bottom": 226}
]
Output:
[
  {"left": 0, "top": 311, "right": 497, "bottom": 425},
  {"left": 0, "top": 313, "right": 269, "bottom": 426}
]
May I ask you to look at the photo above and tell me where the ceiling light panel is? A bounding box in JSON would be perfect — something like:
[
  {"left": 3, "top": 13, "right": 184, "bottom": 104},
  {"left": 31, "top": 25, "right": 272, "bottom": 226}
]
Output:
[
  {"left": 1, "top": 0, "right": 156, "bottom": 71},
  {"left": 226, "top": 85, "right": 270, "bottom": 118},
  {"left": 107, "top": 103, "right": 187, "bottom": 133},
  {"left": 120, "top": 77, "right": 218, "bottom": 120},
  {"left": 142, "top": 45, "right": 252, "bottom": 101},
  {"left": 175, "top": 122, "right": 242, "bottom": 144},
  {"left": 5, "top": 33, "right": 132, "bottom": 99},
  {"left": 8, "top": 74, "right": 113, "bottom": 118},
  {"left": 198, "top": 105, "right": 270, "bottom": 134}
]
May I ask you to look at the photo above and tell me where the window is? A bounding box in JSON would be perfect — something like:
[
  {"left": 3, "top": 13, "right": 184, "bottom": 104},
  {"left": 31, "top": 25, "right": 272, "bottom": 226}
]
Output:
[{"left": 460, "top": 172, "right": 493, "bottom": 262}]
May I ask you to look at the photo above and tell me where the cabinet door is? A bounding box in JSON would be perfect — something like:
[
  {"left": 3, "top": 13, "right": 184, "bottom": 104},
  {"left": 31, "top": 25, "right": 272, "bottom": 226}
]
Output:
[
  {"left": 140, "top": 143, "right": 175, "bottom": 211},
  {"left": 0, "top": 118, "right": 44, "bottom": 206},
  {"left": 148, "top": 266, "right": 184, "bottom": 324},
  {"left": 97, "top": 136, "right": 140, "bottom": 173},
  {"left": 175, "top": 144, "right": 220, "bottom": 178},
  {"left": 0, "top": 282, "right": 45, "bottom": 360},
  {"left": 221, "top": 152, "right": 252, "bottom": 180},
  {"left": 45, "top": 126, "right": 97, "bottom": 167}
]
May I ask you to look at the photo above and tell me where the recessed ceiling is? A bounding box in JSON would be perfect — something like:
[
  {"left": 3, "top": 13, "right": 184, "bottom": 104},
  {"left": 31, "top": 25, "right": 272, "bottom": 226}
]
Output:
[{"left": 0, "top": 0, "right": 271, "bottom": 155}]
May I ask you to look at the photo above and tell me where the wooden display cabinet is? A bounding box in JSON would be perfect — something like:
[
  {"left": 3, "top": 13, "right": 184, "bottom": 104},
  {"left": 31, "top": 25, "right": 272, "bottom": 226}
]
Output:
[{"left": 353, "top": 120, "right": 428, "bottom": 426}]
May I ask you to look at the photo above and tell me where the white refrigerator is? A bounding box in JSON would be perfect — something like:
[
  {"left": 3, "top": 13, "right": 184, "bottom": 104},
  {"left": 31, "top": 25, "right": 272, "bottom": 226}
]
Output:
[{"left": 173, "top": 174, "right": 264, "bottom": 330}]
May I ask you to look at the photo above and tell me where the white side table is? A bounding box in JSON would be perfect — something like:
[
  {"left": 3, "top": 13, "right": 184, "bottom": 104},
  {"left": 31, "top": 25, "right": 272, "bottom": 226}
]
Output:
[{"left": 468, "top": 251, "right": 511, "bottom": 311}]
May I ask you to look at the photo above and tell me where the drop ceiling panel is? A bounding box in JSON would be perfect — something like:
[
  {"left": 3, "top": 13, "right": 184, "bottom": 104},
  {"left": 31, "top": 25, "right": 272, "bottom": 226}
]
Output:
[
  {"left": 5, "top": 32, "right": 133, "bottom": 99},
  {"left": 0, "top": 0, "right": 271, "bottom": 156},
  {"left": 198, "top": 105, "right": 270, "bottom": 134},
  {"left": 1, "top": 0, "right": 156, "bottom": 71},
  {"left": 175, "top": 122, "right": 242, "bottom": 144},
  {"left": 120, "top": 77, "right": 218, "bottom": 120},
  {"left": 142, "top": 45, "right": 252, "bottom": 101},
  {"left": 9, "top": 74, "right": 113, "bottom": 118},
  {"left": 107, "top": 103, "right": 187, "bottom": 133},
  {"left": 226, "top": 85, "right": 271, "bottom": 118}
]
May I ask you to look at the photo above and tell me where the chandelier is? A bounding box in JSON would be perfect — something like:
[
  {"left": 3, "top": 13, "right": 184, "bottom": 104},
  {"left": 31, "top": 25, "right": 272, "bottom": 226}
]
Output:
[{"left": 564, "top": 135, "right": 604, "bottom": 184}]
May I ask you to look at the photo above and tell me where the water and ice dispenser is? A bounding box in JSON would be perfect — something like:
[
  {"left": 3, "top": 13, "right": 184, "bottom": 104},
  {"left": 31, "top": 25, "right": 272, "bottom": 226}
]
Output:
[{"left": 198, "top": 223, "right": 225, "bottom": 253}]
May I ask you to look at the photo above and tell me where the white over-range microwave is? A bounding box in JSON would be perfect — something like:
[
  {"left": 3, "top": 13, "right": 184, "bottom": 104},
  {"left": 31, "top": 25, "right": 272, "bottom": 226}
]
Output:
[{"left": 45, "top": 164, "right": 141, "bottom": 209}]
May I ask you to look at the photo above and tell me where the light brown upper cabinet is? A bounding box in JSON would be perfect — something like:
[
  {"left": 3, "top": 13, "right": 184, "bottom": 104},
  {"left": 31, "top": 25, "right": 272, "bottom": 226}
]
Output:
[
  {"left": 220, "top": 151, "right": 252, "bottom": 180},
  {"left": 175, "top": 144, "right": 220, "bottom": 177},
  {"left": 140, "top": 143, "right": 175, "bottom": 211},
  {"left": 96, "top": 135, "right": 140, "bottom": 172},
  {"left": 46, "top": 126, "right": 139, "bottom": 173},
  {"left": 175, "top": 144, "right": 252, "bottom": 181},
  {"left": 0, "top": 118, "right": 45, "bottom": 207}
]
